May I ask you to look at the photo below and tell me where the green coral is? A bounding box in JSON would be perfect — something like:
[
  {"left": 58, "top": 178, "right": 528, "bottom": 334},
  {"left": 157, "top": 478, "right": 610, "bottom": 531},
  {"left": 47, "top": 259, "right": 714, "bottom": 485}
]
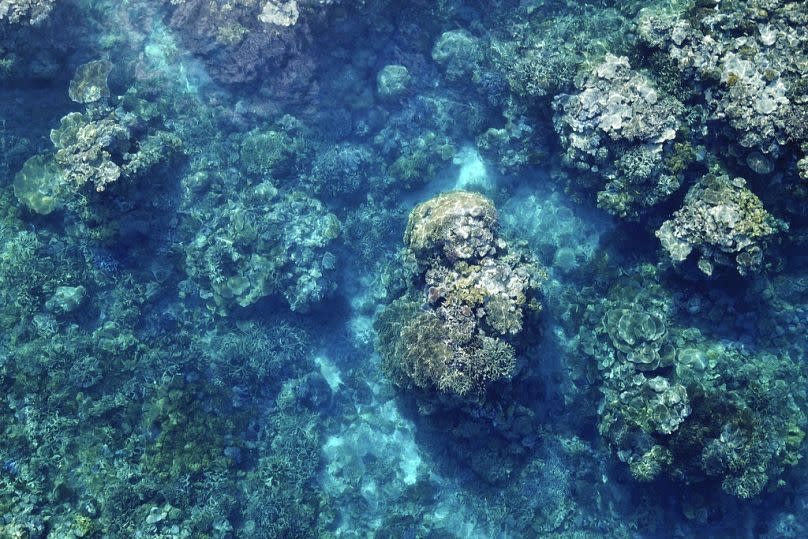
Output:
[
  {"left": 376, "top": 64, "right": 411, "bottom": 100},
  {"left": 184, "top": 181, "right": 340, "bottom": 312},
  {"left": 12, "top": 153, "right": 65, "bottom": 214},
  {"left": 629, "top": 445, "right": 673, "bottom": 482},
  {"left": 239, "top": 126, "right": 305, "bottom": 179},
  {"left": 386, "top": 132, "right": 454, "bottom": 190}
]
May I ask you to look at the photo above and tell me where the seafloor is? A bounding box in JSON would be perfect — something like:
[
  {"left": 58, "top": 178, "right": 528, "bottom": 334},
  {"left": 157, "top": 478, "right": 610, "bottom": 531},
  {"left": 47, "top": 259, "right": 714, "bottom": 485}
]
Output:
[{"left": 1, "top": 0, "right": 808, "bottom": 537}]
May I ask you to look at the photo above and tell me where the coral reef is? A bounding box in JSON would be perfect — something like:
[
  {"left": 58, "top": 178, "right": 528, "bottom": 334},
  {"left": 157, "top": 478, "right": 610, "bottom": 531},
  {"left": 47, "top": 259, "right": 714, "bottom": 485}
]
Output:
[
  {"left": 164, "top": 0, "right": 319, "bottom": 104},
  {"left": 12, "top": 153, "right": 64, "bottom": 214},
  {"left": 568, "top": 266, "right": 807, "bottom": 498},
  {"left": 432, "top": 30, "right": 482, "bottom": 81},
  {"left": 238, "top": 123, "right": 306, "bottom": 180},
  {"left": 553, "top": 53, "right": 691, "bottom": 218},
  {"left": 50, "top": 109, "right": 132, "bottom": 192},
  {"left": 68, "top": 59, "right": 113, "bottom": 104},
  {"left": 656, "top": 169, "right": 785, "bottom": 276},
  {"left": 308, "top": 142, "right": 380, "bottom": 199},
  {"left": 0, "top": 0, "right": 54, "bottom": 25},
  {"left": 376, "top": 64, "right": 411, "bottom": 100},
  {"left": 184, "top": 181, "right": 340, "bottom": 312},
  {"left": 3, "top": 0, "right": 808, "bottom": 536},
  {"left": 376, "top": 191, "right": 543, "bottom": 401},
  {"left": 637, "top": 0, "right": 808, "bottom": 182}
]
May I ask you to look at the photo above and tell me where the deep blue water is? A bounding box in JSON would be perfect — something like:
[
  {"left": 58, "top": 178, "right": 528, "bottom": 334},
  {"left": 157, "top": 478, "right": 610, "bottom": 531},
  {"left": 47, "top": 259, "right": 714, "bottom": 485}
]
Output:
[{"left": 1, "top": 1, "right": 807, "bottom": 537}]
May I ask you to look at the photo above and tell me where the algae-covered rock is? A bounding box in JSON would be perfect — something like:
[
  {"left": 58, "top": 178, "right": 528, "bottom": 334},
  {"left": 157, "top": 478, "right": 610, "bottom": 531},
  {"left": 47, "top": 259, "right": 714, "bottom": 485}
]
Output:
[{"left": 12, "top": 153, "right": 65, "bottom": 214}]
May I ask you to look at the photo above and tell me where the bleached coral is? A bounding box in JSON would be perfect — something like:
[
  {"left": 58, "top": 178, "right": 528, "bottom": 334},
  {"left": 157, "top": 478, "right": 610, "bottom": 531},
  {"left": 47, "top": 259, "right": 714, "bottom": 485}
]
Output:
[{"left": 258, "top": 0, "right": 299, "bottom": 26}]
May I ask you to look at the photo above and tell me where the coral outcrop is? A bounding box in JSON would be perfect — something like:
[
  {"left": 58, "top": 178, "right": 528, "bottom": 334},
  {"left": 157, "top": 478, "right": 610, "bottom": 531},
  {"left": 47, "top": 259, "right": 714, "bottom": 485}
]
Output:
[
  {"left": 0, "top": 0, "right": 54, "bottom": 24},
  {"left": 12, "top": 154, "right": 64, "bottom": 214},
  {"left": 570, "top": 267, "right": 807, "bottom": 498},
  {"left": 656, "top": 170, "right": 785, "bottom": 276},
  {"left": 375, "top": 191, "right": 543, "bottom": 401},
  {"left": 553, "top": 54, "right": 691, "bottom": 218},
  {"left": 637, "top": 0, "right": 808, "bottom": 176}
]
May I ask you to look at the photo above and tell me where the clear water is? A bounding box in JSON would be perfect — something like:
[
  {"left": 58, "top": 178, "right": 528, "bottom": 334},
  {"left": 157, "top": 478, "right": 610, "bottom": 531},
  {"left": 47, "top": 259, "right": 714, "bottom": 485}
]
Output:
[{"left": 1, "top": 1, "right": 807, "bottom": 538}]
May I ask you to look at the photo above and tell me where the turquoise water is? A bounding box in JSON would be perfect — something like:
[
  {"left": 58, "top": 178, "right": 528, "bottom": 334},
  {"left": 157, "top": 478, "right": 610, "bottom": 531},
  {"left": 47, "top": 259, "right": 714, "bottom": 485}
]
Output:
[{"left": 1, "top": 0, "right": 807, "bottom": 537}]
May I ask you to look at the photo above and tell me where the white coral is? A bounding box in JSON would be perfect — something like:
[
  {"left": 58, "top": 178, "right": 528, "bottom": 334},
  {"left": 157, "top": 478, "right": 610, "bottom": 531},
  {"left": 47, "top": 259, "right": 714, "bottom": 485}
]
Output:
[{"left": 258, "top": 0, "right": 299, "bottom": 26}]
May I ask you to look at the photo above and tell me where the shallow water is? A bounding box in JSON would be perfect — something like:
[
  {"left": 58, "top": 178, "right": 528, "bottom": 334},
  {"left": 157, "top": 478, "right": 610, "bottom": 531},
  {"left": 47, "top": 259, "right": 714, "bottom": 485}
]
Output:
[{"left": 1, "top": 1, "right": 807, "bottom": 537}]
